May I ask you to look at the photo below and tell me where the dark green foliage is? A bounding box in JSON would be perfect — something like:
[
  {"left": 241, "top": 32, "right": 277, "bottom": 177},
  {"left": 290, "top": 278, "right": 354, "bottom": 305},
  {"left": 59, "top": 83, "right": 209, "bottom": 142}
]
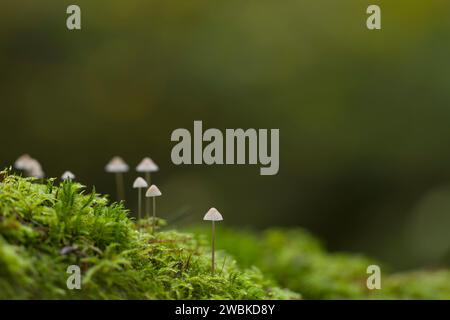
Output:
[{"left": 0, "top": 172, "right": 298, "bottom": 299}]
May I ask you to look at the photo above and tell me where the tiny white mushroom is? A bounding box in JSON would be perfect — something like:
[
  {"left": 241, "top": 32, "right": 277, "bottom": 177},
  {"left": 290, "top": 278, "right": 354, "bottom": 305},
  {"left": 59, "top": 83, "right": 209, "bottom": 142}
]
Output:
[
  {"left": 203, "top": 207, "right": 223, "bottom": 274},
  {"left": 145, "top": 184, "right": 162, "bottom": 234},
  {"left": 105, "top": 156, "right": 129, "bottom": 201},
  {"left": 27, "top": 159, "right": 45, "bottom": 179},
  {"left": 145, "top": 185, "right": 162, "bottom": 197},
  {"left": 136, "top": 157, "right": 159, "bottom": 176},
  {"left": 133, "top": 177, "right": 148, "bottom": 220},
  {"left": 14, "top": 154, "right": 32, "bottom": 171},
  {"left": 133, "top": 177, "right": 148, "bottom": 188},
  {"left": 203, "top": 208, "right": 223, "bottom": 221},
  {"left": 136, "top": 157, "right": 159, "bottom": 216},
  {"left": 61, "top": 171, "right": 75, "bottom": 181},
  {"left": 105, "top": 156, "right": 129, "bottom": 173}
]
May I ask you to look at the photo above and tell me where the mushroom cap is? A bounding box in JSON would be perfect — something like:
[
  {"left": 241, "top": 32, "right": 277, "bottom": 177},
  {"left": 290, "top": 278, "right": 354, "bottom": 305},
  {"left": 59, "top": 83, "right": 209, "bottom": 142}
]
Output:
[
  {"left": 14, "top": 154, "right": 32, "bottom": 170},
  {"left": 136, "top": 157, "right": 159, "bottom": 173},
  {"left": 105, "top": 156, "right": 129, "bottom": 173},
  {"left": 27, "top": 159, "right": 42, "bottom": 170},
  {"left": 61, "top": 171, "right": 75, "bottom": 180},
  {"left": 29, "top": 169, "right": 45, "bottom": 179},
  {"left": 145, "top": 184, "right": 162, "bottom": 197},
  {"left": 203, "top": 208, "right": 223, "bottom": 221},
  {"left": 26, "top": 159, "right": 45, "bottom": 178},
  {"left": 133, "top": 177, "right": 148, "bottom": 188}
]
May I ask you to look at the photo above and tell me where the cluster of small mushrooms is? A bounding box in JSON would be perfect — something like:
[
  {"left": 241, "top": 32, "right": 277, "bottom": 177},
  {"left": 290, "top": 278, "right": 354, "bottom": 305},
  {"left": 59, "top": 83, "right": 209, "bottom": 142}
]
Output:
[
  {"left": 105, "top": 156, "right": 162, "bottom": 234},
  {"left": 13, "top": 154, "right": 224, "bottom": 273}
]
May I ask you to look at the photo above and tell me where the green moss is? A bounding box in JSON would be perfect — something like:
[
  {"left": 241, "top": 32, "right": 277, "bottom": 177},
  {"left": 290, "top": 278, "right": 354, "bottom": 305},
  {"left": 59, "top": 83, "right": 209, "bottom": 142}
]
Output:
[
  {"left": 192, "top": 228, "right": 450, "bottom": 299},
  {"left": 189, "top": 227, "right": 375, "bottom": 299},
  {"left": 1, "top": 170, "right": 449, "bottom": 300},
  {"left": 375, "top": 271, "right": 450, "bottom": 299},
  {"left": 0, "top": 171, "right": 298, "bottom": 299}
]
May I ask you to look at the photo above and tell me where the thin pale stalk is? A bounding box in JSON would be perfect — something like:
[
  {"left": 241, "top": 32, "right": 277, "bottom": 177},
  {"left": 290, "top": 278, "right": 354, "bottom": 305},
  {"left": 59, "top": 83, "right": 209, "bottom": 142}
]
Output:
[
  {"left": 152, "top": 197, "right": 156, "bottom": 234},
  {"left": 145, "top": 172, "right": 151, "bottom": 217},
  {"left": 138, "top": 189, "right": 142, "bottom": 220},
  {"left": 115, "top": 173, "right": 125, "bottom": 201},
  {"left": 212, "top": 221, "right": 215, "bottom": 274}
]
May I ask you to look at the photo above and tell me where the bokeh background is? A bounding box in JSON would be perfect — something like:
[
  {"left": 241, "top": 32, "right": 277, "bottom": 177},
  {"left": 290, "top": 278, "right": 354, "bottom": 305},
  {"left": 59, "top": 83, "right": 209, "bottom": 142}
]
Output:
[{"left": 1, "top": 0, "right": 449, "bottom": 270}]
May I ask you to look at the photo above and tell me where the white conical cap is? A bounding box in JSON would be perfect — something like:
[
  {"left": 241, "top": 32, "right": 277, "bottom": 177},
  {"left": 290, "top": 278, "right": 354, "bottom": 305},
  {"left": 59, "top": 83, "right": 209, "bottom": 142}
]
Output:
[
  {"left": 136, "top": 157, "right": 159, "bottom": 172},
  {"left": 133, "top": 177, "right": 148, "bottom": 188},
  {"left": 27, "top": 159, "right": 44, "bottom": 178},
  {"left": 14, "top": 154, "right": 32, "bottom": 170},
  {"left": 145, "top": 184, "right": 162, "bottom": 197},
  {"left": 61, "top": 171, "right": 75, "bottom": 180},
  {"left": 203, "top": 208, "right": 223, "bottom": 221},
  {"left": 105, "top": 156, "right": 129, "bottom": 173}
]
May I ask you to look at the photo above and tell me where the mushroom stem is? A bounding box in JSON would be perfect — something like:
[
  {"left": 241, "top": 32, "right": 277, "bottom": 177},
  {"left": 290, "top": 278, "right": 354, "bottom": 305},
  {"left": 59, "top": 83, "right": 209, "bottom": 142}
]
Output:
[
  {"left": 115, "top": 172, "right": 125, "bottom": 201},
  {"left": 211, "top": 221, "right": 216, "bottom": 274},
  {"left": 203, "top": 207, "right": 222, "bottom": 275},
  {"left": 145, "top": 172, "right": 151, "bottom": 217},
  {"left": 152, "top": 197, "right": 156, "bottom": 234},
  {"left": 133, "top": 177, "right": 148, "bottom": 221},
  {"left": 138, "top": 188, "right": 142, "bottom": 220}
]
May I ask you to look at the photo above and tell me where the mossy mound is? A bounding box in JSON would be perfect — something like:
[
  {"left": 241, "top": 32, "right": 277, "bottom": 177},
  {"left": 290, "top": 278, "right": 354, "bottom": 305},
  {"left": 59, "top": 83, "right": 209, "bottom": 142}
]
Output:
[
  {"left": 194, "top": 228, "right": 450, "bottom": 299},
  {"left": 0, "top": 172, "right": 298, "bottom": 299}
]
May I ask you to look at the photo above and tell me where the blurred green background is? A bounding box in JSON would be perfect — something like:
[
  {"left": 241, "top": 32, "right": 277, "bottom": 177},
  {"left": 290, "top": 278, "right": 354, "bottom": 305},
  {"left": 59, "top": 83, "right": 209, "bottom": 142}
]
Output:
[{"left": 1, "top": 1, "right": 449, "bottom": 270}]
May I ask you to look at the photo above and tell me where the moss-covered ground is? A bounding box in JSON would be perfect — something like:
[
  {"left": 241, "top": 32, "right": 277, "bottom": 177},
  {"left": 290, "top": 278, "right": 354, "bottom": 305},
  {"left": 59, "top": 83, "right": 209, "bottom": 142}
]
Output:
[
  {"left": 197, "top": 228, "right": 450, "bottom": 299},
  {"left": 0, "top": 170, "right": 449, "bottom": 299}
]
